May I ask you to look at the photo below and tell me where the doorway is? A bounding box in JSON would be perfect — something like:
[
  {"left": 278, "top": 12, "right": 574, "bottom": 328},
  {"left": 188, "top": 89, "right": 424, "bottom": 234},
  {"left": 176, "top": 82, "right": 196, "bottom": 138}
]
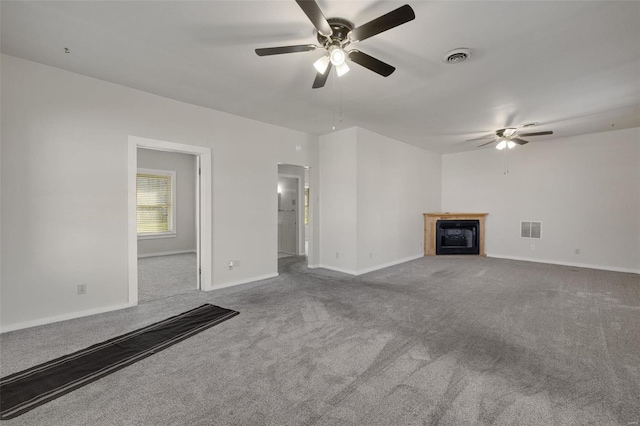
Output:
[
  {"left": 128, "top": 136, "right": 212, "bottom": 307},
  {"left": 277, "top": 164, "right": 308, "bottom": 261},
  {"left": 278, "top": 176, "right": 298, "bottom": 257},
  {"left": 136, "top": 149, "right": 198, "bottom": 301}
]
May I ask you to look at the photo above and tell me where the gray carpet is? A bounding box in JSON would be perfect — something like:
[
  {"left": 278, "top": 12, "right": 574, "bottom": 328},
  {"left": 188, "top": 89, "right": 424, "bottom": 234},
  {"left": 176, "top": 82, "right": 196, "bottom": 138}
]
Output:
[
  {"left": 138, "top": 253, "right": 197, "bottom": 301},
  {"left": 1, "top": 256, "right": 639, "bottom": 425}
]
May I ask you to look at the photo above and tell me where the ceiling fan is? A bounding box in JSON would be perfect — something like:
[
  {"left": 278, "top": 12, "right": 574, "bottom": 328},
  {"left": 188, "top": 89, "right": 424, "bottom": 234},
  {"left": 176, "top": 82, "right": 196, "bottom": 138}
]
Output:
[
  {"left": 468, "top": 127, "right": 554, "bottom": 149},
  {"left": 255, "top": 0, "right": 415, "bottom": 89}
]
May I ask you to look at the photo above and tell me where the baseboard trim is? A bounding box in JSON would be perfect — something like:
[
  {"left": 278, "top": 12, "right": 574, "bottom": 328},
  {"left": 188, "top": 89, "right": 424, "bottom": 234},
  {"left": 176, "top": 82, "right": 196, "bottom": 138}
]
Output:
[
  {"left": 208, "top": 273, "right": 280, "bottom": 291},
  {"left": 1, "top": 303, "right": 134, "bottom": 334},
  {"left": 487, "top": 254, "right": 640, "bottom": 275},
  {"left": 315, "top": 265, "right": 359, "bottom": 275},
  {"left": 356, "top": 254, "right": 425, "bottom": 275},
  {"left": 315, "top": 254, "right": 425, "bottom": 276},
  {"left": 138, "top": 250, "right": 196, "bottom": 259}
]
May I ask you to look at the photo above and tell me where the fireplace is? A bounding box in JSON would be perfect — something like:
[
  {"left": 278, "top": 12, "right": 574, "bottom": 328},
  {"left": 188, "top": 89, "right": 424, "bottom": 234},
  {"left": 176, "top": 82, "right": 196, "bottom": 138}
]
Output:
[
  {"left": 423, "top": 213, "right": 487, "bottom": 256},
  {"left": 436, "top": 220, "right": 480, "bottom": 255}
]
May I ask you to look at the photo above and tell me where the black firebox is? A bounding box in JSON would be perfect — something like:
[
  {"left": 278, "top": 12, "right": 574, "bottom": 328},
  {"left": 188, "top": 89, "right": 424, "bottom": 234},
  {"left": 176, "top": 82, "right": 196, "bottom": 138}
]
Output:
[{"left": 436, "top": 220, "right": 480, "bottom": 255}]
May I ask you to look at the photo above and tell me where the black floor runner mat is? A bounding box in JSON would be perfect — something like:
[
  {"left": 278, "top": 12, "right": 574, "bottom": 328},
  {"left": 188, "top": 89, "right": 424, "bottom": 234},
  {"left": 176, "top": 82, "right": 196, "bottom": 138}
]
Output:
[{"left": 0, "top": 304, "right": 239, "bottom": 420}]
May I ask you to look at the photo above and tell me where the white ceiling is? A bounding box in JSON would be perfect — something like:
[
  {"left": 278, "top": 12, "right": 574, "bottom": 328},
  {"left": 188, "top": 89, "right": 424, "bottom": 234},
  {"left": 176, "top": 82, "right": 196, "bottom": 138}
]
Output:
[{"left": 2, "top": 1, "right": 639, "bottom": 154}]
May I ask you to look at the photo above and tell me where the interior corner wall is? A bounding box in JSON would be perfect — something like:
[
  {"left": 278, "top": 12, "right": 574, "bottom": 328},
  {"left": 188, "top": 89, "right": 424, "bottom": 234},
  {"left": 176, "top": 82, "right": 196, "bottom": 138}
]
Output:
[
  {"left": 318, "top": 128, "right": 358, "bottom": 273},
  {"left": 441, "top": 127, "right": 640, "bottom": 273},
  {"left": 355, "top": 128, "right": 442, "bottom": 273},
  {"left": 0, "top": 54, "right": 318, "bottom": 330},
  {"left": 137, "top": 149, "right": 197, "bottom": 256},
  {"left": 318, "top": 127, "right": 442, "bottom": 275}
]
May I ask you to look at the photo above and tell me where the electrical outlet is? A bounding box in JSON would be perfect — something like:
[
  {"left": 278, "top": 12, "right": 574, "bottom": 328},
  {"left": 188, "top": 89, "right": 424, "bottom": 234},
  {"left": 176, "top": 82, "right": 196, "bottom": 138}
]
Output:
[
  {"left": 77, "top": 284, "right": 87, "bottom": 295},
  {"left": 228, "top": 260, "right": 234, "bottom": 270},
  {"left": 369, "top": 252, "right": 373, "bottom": 259},
  {"left": 530, "top": 244, "right": 536, "bottom": 251},
  {"left": 335, "top": 252, "right": 339, "bottom": 259}
]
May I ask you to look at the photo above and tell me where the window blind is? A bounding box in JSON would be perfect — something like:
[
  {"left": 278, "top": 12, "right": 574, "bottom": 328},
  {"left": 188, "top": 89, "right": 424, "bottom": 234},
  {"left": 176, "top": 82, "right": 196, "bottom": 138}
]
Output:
[{"left": 137, "top": 172, "right": 174, "bottom": 234}]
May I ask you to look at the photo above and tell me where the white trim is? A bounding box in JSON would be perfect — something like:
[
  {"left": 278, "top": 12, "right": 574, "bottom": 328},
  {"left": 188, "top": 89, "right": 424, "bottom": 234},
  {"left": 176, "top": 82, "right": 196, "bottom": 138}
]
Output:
[
  {"left": 195, "top": 155, "right": 202, "bottom": 290},
  {"left": 356, "top": 254, "right": 425, "bottom": 275},
  {"left": 315, "top": 254, "right": 425, "bottom": 276},
  {"left": 137, "top": 232, "right": 176, "bottom": 240},
  {"left": 1, "top": 303, "right": 133, "bottom": 334},
  {"left": 314, "top": 265, "right": 359, "bottom": 275},
  {"left": 129, "top": 136, "right": 213, "bottom": 309},
  {"left": 487, "top": 254, "right": 640, "bottom": 275},
  {"left": 138, "top": 249, "right": 197, "bottom": 259},
  {"left": 207, "top": 273, "right": 279, "bottom": 291}
]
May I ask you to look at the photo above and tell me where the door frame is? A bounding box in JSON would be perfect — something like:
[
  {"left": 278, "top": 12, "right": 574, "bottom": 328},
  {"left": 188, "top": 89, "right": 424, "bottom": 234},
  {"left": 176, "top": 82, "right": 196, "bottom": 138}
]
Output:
[{"left": 128, "top": 136, "right": 212, "bottom": 306}]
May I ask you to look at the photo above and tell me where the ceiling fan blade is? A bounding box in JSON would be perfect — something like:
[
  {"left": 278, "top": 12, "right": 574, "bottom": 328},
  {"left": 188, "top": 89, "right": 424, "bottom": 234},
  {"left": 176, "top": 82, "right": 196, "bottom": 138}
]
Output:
[
  {"left": 348, "top": 50, "right": 395, "bottom": 77},
  {"left": 295, "top": 0, "right": 332, "bottom": 37},
  {"left": 312, "top": 62, "right": 332, "bottom": 89},
  {"left": 255, "top": 44, "right": 317, "bottom": 56},
  {"left": 348, "top": 4, "right": 415, "bottom": 42},
  {"left": 466, "top": 134, "right": 495, "bottom": 142},
  {"left": 518, "top": 131, "right": 553, "bottom": 137},
  {"left": 478, "top": 140, "right": 496, "bottom": 147},
  {"left": 510, "top": 137, "right": 529, "bottom": 145}
]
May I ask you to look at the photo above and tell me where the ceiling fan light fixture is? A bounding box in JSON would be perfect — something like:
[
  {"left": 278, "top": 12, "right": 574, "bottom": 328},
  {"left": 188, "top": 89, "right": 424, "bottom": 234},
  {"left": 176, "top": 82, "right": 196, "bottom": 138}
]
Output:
[
  {"left": 313, "top": 55, "right": 330, "bottom": 74},
  {"left": 496, "top": 140, "right": 517, "bottom": 150},
  {"left": 503, "top": 128, "right": 517, "bottom": 137},
  {"left": 336, "top": 61, "right": 350, "bottom": 77},
  {"left": 329, "top": 46, "right": 346, "bottom": 66}
]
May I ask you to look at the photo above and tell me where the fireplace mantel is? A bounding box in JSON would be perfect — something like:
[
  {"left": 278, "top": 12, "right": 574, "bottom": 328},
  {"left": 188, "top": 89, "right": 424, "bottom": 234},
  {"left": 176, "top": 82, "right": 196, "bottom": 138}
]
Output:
[{"left": 424, "top": 213, "right": 488, "bottom": 256}]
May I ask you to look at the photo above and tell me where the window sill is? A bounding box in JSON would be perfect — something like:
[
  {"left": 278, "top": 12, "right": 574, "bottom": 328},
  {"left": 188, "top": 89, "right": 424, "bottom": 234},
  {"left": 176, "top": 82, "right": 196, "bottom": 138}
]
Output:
[{"left": 138, "top": 232, "right": 176, "bottom": 240}]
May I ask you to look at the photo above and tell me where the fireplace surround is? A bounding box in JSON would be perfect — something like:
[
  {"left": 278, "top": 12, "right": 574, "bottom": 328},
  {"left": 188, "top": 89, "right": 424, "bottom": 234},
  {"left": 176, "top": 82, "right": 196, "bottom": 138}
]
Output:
[{"left": 423, "top": 213, "right": 488, "bottom": 256}]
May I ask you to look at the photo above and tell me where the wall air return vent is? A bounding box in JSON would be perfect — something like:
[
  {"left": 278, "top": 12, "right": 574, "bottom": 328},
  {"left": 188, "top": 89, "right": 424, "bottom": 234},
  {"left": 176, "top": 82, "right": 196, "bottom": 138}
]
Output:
[{"left": 521, "top": 221, "right": 541, "bottom": 239}]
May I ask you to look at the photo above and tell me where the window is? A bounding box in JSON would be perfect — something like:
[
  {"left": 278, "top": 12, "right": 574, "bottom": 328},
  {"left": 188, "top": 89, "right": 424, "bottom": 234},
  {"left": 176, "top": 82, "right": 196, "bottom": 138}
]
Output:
[
  {"left": 137, "top": 169, "right": 176, "bottom": 238},
  {"left": 304, "top": 187, "right": 310, "bottom": 225}
]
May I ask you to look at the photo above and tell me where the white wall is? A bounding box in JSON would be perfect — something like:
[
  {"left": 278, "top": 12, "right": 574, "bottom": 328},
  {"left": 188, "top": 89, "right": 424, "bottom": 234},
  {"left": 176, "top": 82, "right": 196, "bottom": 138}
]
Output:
[
  {"left": 318, "top": 128, "right": 358, "bottom": 273},
  {"left": 318, "top": 127, "right": 442, "bottom": 274},
  {"left": 442, "top": 127, "right": 640, "bottom": 273},
  {"left": 137, "top": 149, "right": 196, "bottom": 256},
  {"left": 0, "top": 54, "right": 318, "bottom": 330},
  {"left": 356, "top": 128, "right": 442, "bottom": 273}
]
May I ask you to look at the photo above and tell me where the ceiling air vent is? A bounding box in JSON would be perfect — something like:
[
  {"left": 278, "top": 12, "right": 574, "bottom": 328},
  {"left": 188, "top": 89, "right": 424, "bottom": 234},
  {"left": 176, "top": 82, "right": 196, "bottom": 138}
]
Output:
[{"left": 443, "top": 48, "right": 471, "bottom": 64}]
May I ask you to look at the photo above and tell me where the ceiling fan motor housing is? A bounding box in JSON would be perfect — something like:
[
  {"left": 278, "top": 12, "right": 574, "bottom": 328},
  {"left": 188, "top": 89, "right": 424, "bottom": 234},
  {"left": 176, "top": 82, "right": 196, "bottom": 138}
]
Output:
[{"left": 317, "top": 18, "right": 354, "bottom": 46}]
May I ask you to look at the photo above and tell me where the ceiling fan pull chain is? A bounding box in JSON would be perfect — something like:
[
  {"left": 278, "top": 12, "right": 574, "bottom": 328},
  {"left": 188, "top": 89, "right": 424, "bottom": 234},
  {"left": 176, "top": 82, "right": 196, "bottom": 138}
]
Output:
[
  {"left": 504, "top": 148, "right": 510, "bottom": 174},
  {"left": 339, "top": 76, "right": 343, "bottom": 123},
  {"left": 332, "top": 67, "right": 336, "bottom": 130}
]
